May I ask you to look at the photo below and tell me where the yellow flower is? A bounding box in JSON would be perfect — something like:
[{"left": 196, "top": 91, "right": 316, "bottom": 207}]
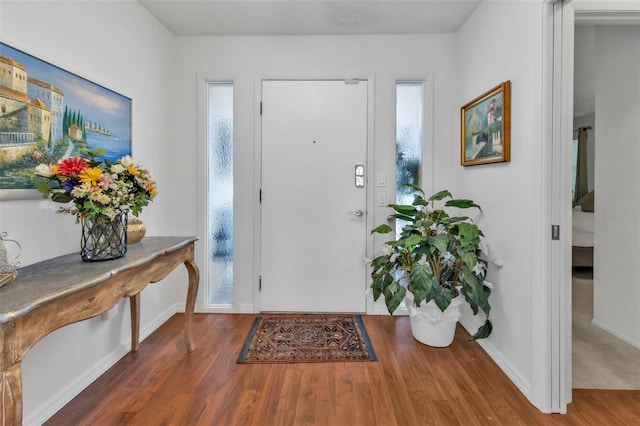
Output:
[
  {"left": 79, "top": 167, "right": 103, "bottom": 185},
  {"left": 126, "top": 165, "right": 139, "bottom": 176}
]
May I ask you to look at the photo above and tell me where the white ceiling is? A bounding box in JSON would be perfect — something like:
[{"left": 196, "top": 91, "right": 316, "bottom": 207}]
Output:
[
  {"left": 138, "top": 1, "right": 637, "bottom": 119},
  {"left": 138, "top": 0, "right": 482, "bottom": 36}
]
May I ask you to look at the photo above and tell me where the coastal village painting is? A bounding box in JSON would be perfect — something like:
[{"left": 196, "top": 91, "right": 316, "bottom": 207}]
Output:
[
  {"left": 461, "top": 80, "right": 510, "bottom": 166},
  {"left": 0, "top": 43, "right": 131, "bottom": 196}
]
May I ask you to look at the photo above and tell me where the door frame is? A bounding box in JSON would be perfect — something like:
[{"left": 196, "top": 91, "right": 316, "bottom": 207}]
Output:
[
  {"left": 547, "top": 0, "right": 640, "bottom": 414},
  {"left": 252, "top": 73, "right": 376, "bottom": 313}
]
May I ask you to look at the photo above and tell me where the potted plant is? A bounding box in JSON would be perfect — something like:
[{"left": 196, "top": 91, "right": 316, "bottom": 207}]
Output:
[
  {"left": 34, "top": 149, "right": 157, "bottom": 261},
  {"left": 370, "top": 184, "right": 492, "bottom": 346}
]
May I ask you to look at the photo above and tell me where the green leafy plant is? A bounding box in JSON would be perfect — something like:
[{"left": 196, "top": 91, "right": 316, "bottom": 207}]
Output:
[{"left": 370, "top": 184, "right": 493, "bottom": 339}]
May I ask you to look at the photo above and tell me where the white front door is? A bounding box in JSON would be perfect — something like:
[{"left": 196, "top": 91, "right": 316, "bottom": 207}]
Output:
[{"left": 261, "top": 80, "right": 368, "bottom": 312}]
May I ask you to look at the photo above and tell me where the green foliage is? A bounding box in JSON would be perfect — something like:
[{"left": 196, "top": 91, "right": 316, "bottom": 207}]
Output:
[{"left": 370, "top": 184, "right": 493, "bottom": 339}]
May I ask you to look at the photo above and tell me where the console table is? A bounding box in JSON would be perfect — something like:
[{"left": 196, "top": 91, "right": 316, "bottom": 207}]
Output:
[{"left": 0, "top": 236, "right": 199, "bottom": 426}]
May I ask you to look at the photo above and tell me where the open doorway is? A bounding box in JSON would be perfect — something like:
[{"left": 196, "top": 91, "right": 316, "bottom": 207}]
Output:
[{"left": 570, "top": 16, "right": 640, "bottom": 390}]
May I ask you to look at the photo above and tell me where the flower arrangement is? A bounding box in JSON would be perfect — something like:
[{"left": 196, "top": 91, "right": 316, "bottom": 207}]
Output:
[
  {"left": 370, "top": 184, "right": 493, "bottom": 339},
  {"left": 35, "top": 149, "right": 157, "bottom": 219}
]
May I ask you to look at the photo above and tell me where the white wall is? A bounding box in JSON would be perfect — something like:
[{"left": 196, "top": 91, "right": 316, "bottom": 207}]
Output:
[
  {"left": 176, "top": 1, "right": 550, "bottom": 411},
  {"left": 0, "top": 2, "right": 181, "bottom": 424},
  {"left": 172, "top": 34, "right": 458, "bottom": 313},
  {"left": 0, "top": 0, "right": 557, "bottom": 421},
  {"left": 454, "top": 0, "right": 545, "bottom": 406},
  {"left": 592, "top": 25, "right": 640, "bottom": 348},
  {"left": 574, "top": 25, "right": 596, "bottom": 192}
]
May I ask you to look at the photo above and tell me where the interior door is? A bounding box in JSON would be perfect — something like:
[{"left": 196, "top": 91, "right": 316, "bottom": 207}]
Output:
[{"left": 261, "top": 80, "right": 368, "bottom": 312}]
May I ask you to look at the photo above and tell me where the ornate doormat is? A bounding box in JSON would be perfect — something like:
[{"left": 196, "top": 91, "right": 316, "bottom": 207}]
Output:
[{"left": 237, "top": 315, "right": 377, "bottom": 363}]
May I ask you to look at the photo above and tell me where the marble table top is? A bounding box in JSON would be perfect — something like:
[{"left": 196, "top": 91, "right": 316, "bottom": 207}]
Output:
[{"left": 0, "top": 236, "right": 197, "bottom": 323}]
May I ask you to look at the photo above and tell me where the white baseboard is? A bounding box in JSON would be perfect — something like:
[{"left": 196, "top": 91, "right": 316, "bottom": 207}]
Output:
[
  {"left": 25, "top": 303, "right": 179, "bottom": 426},
  {"left": 239, "top": 303, "right": 254, "bottom": 313},
  {"left": 592, "top": 318, "right": 640, "bottom": 350},
  {"left": 459, "top": 314, "right": 532, "bottom": 402}
]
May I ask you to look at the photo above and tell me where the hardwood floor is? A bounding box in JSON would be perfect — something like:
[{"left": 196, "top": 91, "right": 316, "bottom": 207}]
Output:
[{"left": 45, "top": 314, "right": 640, "bottom": 425}]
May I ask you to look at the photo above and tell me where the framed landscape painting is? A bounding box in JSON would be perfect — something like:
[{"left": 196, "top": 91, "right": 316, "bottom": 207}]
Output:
[
  {"left": 0, "top": 43, "right": 131, "bottom": 200},
  {"left": 461, "top": 80, "right": 510, "bottom": 166}
]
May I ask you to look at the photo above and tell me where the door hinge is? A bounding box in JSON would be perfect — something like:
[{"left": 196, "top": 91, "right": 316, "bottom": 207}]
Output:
[
  {"left": 552, "top": 225, "right": 560, "bottom": 240},
  {"left": 259, "top": 189, "right": 262, "bottom": 203},
  {"left": 260, "top": 101, "right": 262, "bottom": 115},
  {"left": 259, "top": 275, "right": 262, "bottom": 291}
]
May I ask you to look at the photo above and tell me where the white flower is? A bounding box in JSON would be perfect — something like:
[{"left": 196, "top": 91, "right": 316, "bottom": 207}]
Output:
[
  {"left": 480, "top": 239, "right": 490, "bottom": 256},
  {"left": 89, "top": 192, "right": 110, "bottom": 204},
  {"left": 34, "top": 164, "right": 53, "bottom": 177},
  {"left": 429, "top": 223, "right": 446, "bottom": 234},
  {"left": 110, "top": 164, "right": 125, "bottom": 174},
  {"left": 103, "top": 207, "right": 117, "bottom": 219},
  {"left": 383, "top": 244, "right": 394, "bottom": 257},
  {"left": 119, "top": 155, "right": 135, "bottom": 167},
  {"left": 443, "top": 252, "right": 456, "bottom": 266},
  {"left": 472, "top": 261, "right": 486, "bottom": 276},
  {"left": 483, "top": 280, "right": 494, "bottom": 289}
]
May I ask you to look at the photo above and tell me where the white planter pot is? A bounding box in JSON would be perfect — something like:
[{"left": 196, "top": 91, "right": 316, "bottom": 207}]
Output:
[{"left": 404, "top": 291, "right": 465, "bottom": 347}]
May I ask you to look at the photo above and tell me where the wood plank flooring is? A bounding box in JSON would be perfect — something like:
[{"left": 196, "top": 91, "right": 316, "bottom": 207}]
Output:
[{"left": 44, "top": 314, "right": 640, "bottom": 425}]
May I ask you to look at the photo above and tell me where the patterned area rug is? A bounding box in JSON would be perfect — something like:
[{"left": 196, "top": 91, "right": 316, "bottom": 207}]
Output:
[{"left": 237, "top": 315, "right": 377, "bottom": 363}]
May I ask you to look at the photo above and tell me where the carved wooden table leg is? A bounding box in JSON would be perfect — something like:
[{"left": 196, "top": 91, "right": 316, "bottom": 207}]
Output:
[
  {"left": 129, "top": 293, "right": 141, "bottom": 353},
  {"left": 184, "top": 260, "right": 200, "bottom": 352},
  {"left": 1, "top": 363, "right": 22, "bottom": 426},
  {"left": 2, "top": 322, "right": 23, "bottom": 426},
  {"left": 183, "top": 259, "right": 199, "bottom": 352}
]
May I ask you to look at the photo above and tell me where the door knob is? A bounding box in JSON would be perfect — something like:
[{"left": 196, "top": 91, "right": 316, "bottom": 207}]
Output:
[{"left": 348, "top": 209, "right": 364, "bottom": 217}]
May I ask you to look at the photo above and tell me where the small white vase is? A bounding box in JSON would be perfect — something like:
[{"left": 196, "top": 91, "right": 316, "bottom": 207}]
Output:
[{"left": 404, "top": 290, "right": 465, "bottom": 347}]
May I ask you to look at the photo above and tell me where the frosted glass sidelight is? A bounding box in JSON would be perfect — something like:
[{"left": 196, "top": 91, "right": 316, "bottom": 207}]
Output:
[
  {"left": 396, "top": 82, "right": 423, "bottom": 236},
  {"left": 207, "top": 83, "right": 233, "bottom": 305}
]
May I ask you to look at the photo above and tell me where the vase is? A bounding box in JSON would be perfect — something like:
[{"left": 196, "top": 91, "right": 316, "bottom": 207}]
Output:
[
  {"left": 80, "top": 212, "right": 127, "bottom": 261},
  {"left": 126, "top": 217, "right": 146, "bottom": 244},
  {"left": 404, "top": 290, "right": 465, "bottom": 347}
]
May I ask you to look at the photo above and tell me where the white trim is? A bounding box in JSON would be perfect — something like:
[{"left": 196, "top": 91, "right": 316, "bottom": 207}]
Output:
[
  {"left": 196, "top": 74, "right": 238, "bottom": 313},
  {"left": 238, "top": 303, "right": 254, "bottom": 313},
  {"left": 459, "top": 315, "right": 532, "bottom": 401},
  {"left": 591, "top": 319, "right": 640, "bottom": 351},
  {"left": 558, "top": 2, "right": 575, "bottom": 412},
  {"left": 541, "top": 0, "right": 575, "bottom": 414},
  {"left": 575, "top": 11, "right": 640, "bottom": 25},
  {"left": 573, "top": 0, "right": 640, "bottom": 25},
  {"left": 366, "top": 75, "right": 377, "bottom": 314},
  {"left": 573, "top": 0, "right": 640, "bottom": 12},
  {"left": 531, "top": 1, "right": 558, "bottom": 414},
  {"left": 550, "top": 0, "right": 639, "bottom": 416},
  {"left": 253, "top": 75, "right": 263, "bottom": 313}
]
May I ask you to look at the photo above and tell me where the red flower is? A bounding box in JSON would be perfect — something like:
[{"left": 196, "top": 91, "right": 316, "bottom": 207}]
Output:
[{"left": 56, "top": 157, "right": 90, "bottom": 176}]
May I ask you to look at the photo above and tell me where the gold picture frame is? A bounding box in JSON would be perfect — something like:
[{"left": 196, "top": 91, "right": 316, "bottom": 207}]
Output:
[{"left": 461, "top": 80, "right": 511, "bottom": 166}]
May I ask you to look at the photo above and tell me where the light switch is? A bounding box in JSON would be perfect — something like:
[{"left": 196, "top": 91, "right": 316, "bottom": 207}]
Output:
[
  {"left": 377, "top": 173, "right": 386, "bottom": 187},
  {"left": 377, "top": 192, "right": 386, "bottom": 206}
]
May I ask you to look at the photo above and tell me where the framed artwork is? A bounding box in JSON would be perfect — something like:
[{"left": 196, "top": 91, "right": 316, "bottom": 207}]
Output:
[
  {"left": 0, "top": 43, "right": 132, "bottom": 200},
  {"left": 461, "top": 80, "right": 510, "bottom": 166}
]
